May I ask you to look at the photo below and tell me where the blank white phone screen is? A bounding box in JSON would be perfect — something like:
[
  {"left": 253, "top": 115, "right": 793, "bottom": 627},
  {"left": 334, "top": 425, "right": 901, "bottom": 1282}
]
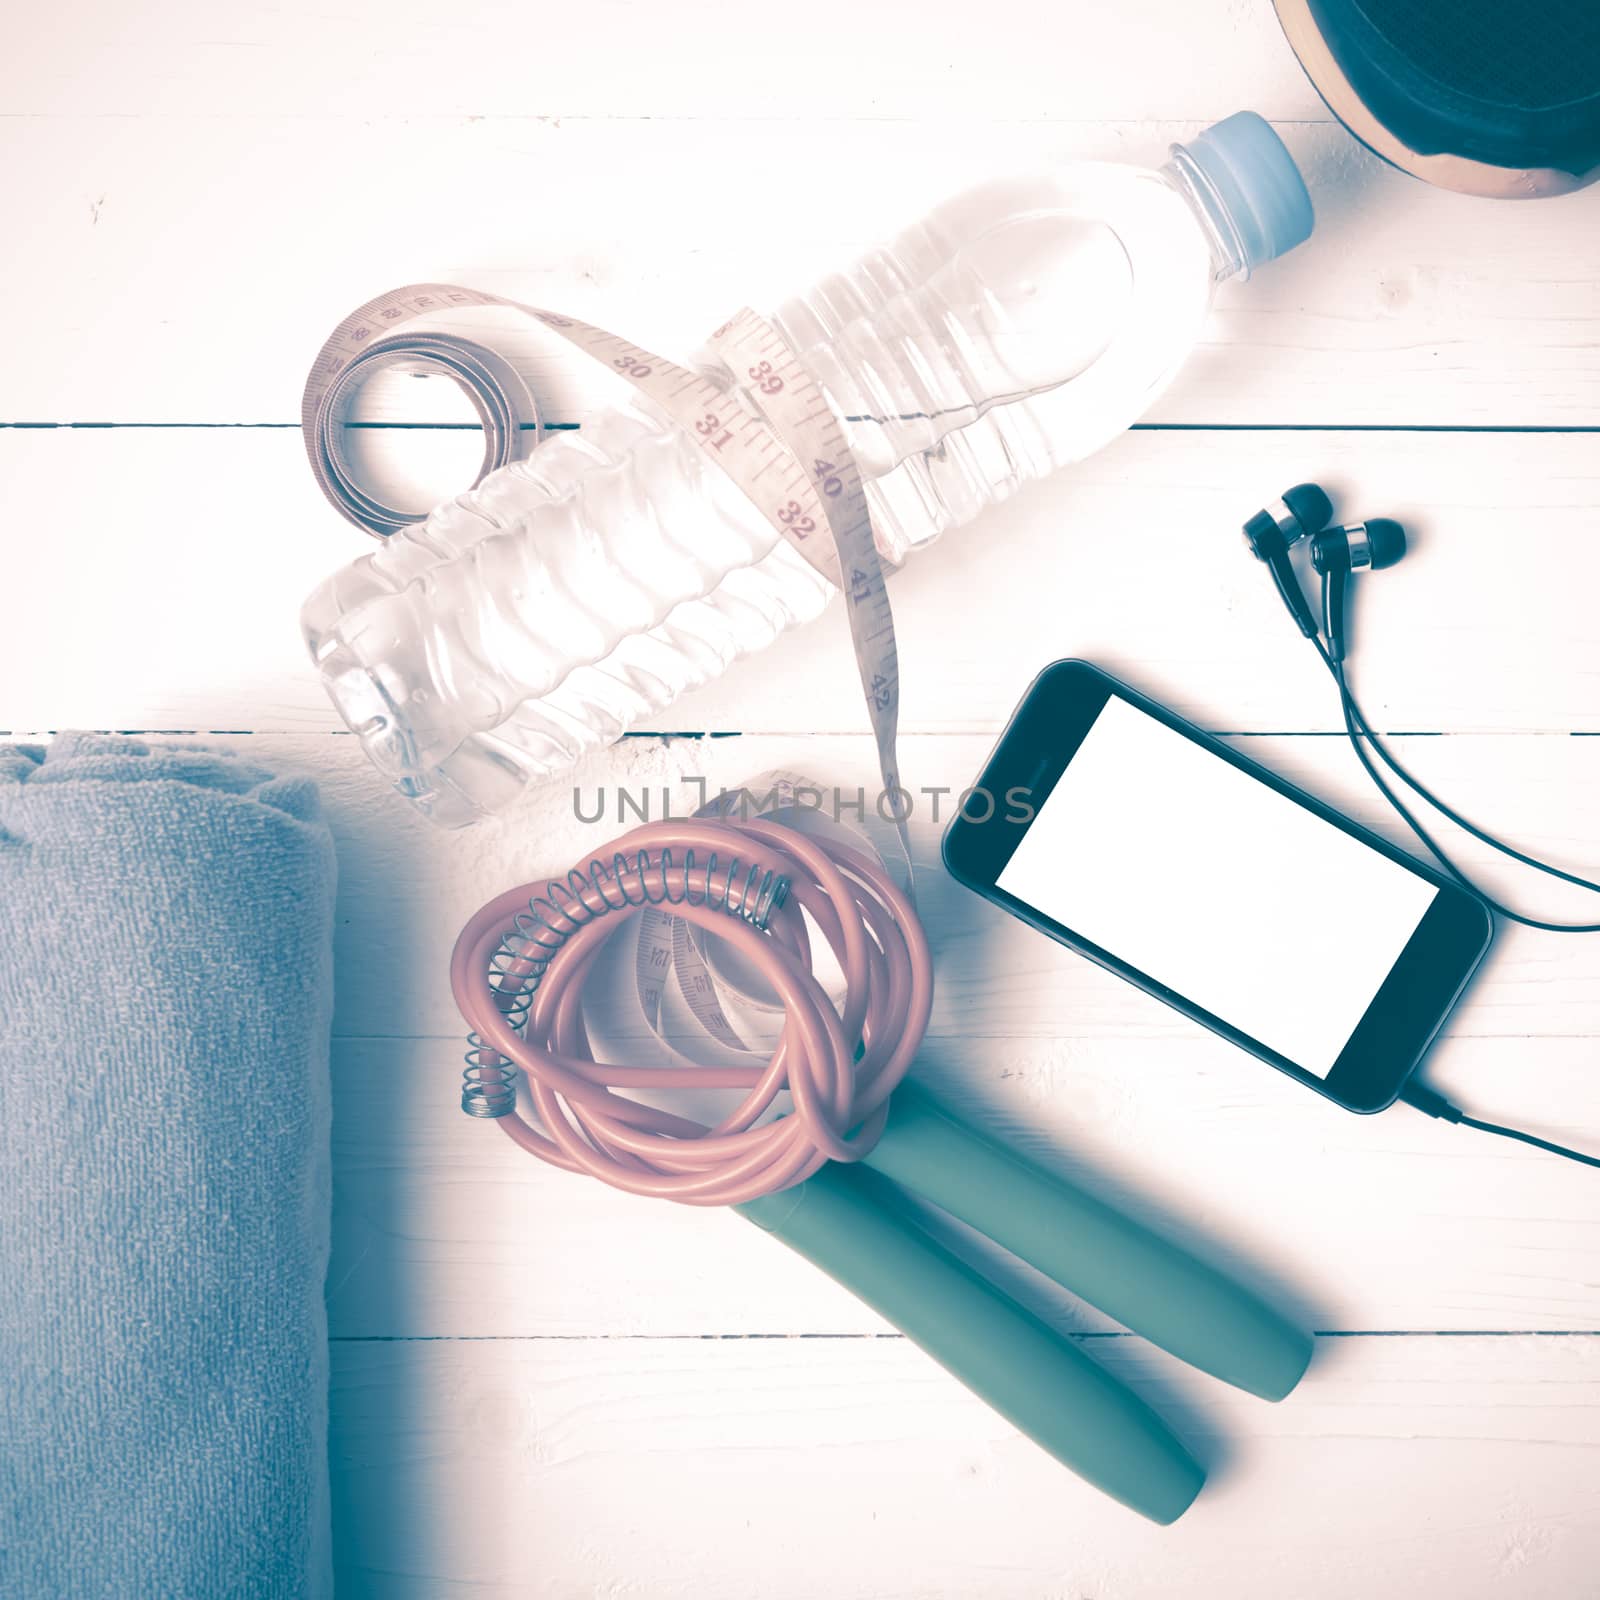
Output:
[{"left": 996, "top": 694, "right": 1439, "bottom": 1077}]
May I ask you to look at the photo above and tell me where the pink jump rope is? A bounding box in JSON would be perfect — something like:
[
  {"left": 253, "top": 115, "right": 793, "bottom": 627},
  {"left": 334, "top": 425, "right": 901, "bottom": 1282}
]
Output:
[
  {"left": 451, "top": 813, "right": 1312, "bottom": 1523},
  {"left": 452, "top": 816, "right": 930, "bottom": 1201}
]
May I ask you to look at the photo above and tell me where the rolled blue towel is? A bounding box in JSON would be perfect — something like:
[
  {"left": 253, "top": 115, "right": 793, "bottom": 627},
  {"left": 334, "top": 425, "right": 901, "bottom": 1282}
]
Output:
[{"left": 0, "top": 736, "right": 337, "bottom": 1600}]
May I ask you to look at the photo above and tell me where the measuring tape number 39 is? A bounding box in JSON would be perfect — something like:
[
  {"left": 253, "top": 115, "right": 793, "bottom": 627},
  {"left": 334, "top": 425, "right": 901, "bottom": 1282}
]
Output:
[{"left": 303, "top": 284, "right": 910, "bottom": 865}]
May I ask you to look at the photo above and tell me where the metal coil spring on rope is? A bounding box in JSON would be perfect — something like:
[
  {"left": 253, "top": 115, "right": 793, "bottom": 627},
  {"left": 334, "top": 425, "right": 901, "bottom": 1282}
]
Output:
[
  {"left": 461, "top": 844, "right": 788, "bottom": 1118},
  {"left": 449, "top": 814, "right": 933, "bottom": 1205}
]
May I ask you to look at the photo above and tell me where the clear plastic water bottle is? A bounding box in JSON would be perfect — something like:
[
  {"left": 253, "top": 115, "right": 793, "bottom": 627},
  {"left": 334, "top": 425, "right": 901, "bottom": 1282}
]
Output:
[{"left": 304, "top": 112, "right": 1313, "bottom": 826}]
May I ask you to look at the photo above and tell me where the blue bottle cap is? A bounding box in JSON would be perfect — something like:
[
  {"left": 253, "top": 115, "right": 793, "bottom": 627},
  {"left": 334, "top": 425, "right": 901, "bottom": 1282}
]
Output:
[{"left": 1182, "top": 112, "right": 1315, "bottom": 273}]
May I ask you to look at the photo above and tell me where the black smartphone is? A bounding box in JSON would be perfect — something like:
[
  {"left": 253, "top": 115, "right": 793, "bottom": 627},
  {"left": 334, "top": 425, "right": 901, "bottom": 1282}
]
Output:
[{"left": 943, "top": 660, "right": 1494, "bottom": 1113}]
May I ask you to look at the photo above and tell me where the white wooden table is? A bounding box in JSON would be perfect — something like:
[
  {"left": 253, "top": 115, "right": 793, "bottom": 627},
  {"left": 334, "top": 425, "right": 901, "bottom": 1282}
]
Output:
[{"left": 5, "top": 1, "right": 1599, "bottom": 1593}]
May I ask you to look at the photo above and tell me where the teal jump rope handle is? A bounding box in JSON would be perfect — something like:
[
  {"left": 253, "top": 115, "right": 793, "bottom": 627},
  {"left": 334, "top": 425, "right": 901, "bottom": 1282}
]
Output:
[
  {"left": 864, "top": 1081, "right": 1313, "bottom": 1403},
  {"left": 737, "top": 1162, "right": 1205, "bottom": 1524}
]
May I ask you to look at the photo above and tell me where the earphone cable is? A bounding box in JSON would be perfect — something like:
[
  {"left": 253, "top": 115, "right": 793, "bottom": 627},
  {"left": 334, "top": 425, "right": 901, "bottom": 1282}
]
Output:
[
  {"left": 1309, "top": 596, "right": 1600, "bottom": 933},
  {"left": 1329, "top": 693, "right": 1600, "bottom": 1163},
  {"left": 1303, "top": 597, "right": 1600, "bottom": 1169},
  {"left": 1453, "top": 1113, "right": 1600, "bottom": 1168},
  {"left": 1399, "top": 1082, "right": 1600, "bottom": 1169},
  {"left": 1335, "top": 671, "right": 1600, "bottom": 901}
]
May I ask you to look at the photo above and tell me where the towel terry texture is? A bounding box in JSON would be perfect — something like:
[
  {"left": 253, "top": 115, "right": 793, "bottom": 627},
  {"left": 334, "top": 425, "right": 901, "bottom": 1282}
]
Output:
[{"left": 0, "top": 735, "right": 336, "bottom": 1600}]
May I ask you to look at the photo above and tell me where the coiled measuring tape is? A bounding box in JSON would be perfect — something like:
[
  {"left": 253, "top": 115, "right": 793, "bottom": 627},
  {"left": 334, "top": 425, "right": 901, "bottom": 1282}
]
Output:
[{"left": 304, "top": 284, "right": 908, "bottom": 868}]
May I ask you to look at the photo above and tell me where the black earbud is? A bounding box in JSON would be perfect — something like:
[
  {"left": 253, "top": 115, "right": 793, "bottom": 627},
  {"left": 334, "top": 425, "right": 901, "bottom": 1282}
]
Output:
[
  {"left": 1240, "top": 483, "right": 1332, "bottom": 638},
  {"left": 1243, "top": 484, "right": 1407, "bottom": 661},
  {"left": 1309, "top": 518, "right": 1406, "bottom": 662}
]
